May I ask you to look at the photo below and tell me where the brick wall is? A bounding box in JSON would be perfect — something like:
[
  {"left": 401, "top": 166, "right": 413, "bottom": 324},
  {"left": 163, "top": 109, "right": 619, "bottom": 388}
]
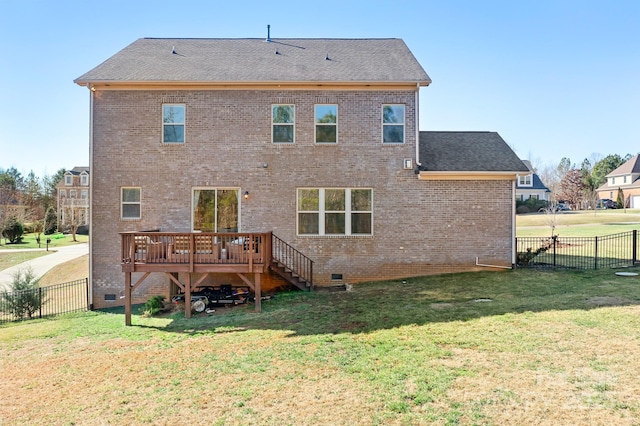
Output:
[{"left": 90, "top": 89, "right": 514, "bottom": 308}]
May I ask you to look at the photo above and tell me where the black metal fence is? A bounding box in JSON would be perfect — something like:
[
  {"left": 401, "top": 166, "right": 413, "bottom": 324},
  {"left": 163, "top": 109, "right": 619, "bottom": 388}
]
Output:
[
  {"left": 516, "top": 230, "right": 638, "bottom": 270},
  {"left": 0, "top": 278, "right": 90, "bottom": 323}
]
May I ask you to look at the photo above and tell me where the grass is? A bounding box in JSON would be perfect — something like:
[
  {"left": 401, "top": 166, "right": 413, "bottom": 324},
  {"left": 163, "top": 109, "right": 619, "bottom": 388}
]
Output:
[
  {"left": 1, "top": 268, "right": 640, "bottom": 425},
  {"left": 0, "top": 232, "right": 88, "bottom": 250},
  {"left": 517, "top": 209, "right": 640, "bottom": 237},
  {"left": 0, "top": 251, "right": 50, "bottom": 271},
  {"left": 38, "top": 255, "right": 88, "bottom": 286}
]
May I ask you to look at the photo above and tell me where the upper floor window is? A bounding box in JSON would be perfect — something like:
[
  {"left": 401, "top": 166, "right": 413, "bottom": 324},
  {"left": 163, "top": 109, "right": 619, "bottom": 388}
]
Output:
[
  {"left": 65, "top": 175, "right": 72, "bottom": 186},
  {"left": 163, "top": 104, "right": 185, "bottom": 143},
  {"left": 611, "top": 177, "right": 616, "bottom": 185},
  {"left": 81, "top": 190, "right": 88, "bottom": 200},
  {"left": 60, "top": 190, "right": 66, "bottom": 198},
  {"left": 518, "top": 175, "right": 532, "bottom": 186},
  {"left": 623, "top": 176, "right": 627, "bottom": 183},
  {"left": 70, "top": 190, "right": 76, "bottom": 199},
  {"left": 382, "top": 104, "right": 405, "bottom": 143},
  {"left": 272, "top": 105, "right": 295, "bottom": 143},
  {"left": 121, "top": 187, "right": 141, "bottom": 219},
  {"left": 315, "top": 104, "right": 337, "bottom": 144},
  {"left": 297, "top": 188, "right": 372, "bottom": 236},
  {"left": 81, "top": 174, "right": 89, "bottom": 186}
]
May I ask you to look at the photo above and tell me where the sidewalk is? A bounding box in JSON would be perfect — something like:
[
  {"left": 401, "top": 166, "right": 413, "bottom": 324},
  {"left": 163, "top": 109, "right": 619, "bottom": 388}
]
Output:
[{"left": 0, "top": 243, "right": 89, "bottom": 289}]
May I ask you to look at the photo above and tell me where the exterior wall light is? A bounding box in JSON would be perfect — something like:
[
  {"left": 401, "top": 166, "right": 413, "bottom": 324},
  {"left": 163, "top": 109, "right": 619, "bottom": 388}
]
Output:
[{"left": 244, "top": 191, "right": 249, "bottom": 200}]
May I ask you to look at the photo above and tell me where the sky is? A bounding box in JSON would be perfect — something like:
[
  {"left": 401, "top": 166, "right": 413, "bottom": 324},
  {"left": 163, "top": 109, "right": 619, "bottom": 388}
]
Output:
[{"left": 1, "top": 0, "right": 638, "bottom": 178}]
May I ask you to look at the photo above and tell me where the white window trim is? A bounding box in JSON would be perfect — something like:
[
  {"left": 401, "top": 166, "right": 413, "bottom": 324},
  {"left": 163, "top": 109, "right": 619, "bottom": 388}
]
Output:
[
  {"left": 297, "top": 188, "right": 373, "bottom": 236},
  {"left": 272, "top": 104, "right": 295, "bottom": 144},
  {"left": 162, "top": 104, "right": 185, "bottom": 144},
  {"left": 518, "top": 174, "right": 533, "bottom": 187},
  {"left": 314, "top": 104, "right": 338, "bottom": 144},
  {"left": 382, "top": 104, "right": 405, "bottom": 144},
  {"left": 121, "top": 187, "right": 141, "bottom": 220},
  {"left": 65, "top": 175, "right": 72, "bottom": 186},
  {"left": 81, "top": 174, "right": 89, "bottom": 186}
]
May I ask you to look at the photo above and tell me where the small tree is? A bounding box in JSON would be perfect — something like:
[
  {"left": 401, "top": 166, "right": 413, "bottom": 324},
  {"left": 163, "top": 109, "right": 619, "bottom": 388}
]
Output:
[
  {"left": 44, "top": 206, "right": 57, "bottom": 235},
  {"left": 0, "top": 267, "right": 45, "bottom": 320},
  {"left": 2, "top": 215, "right": 24, "bottom": 244},
  {"left": 616, "top": 188, "right": 625, "bottom": 210}
]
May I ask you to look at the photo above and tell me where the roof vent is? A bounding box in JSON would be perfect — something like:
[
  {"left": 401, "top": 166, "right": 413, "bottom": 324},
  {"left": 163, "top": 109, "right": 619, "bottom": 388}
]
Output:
[
  {"left": 172, "top": 46, "right": 176, "bottom": 54},
  {"left": 266, "top": 24, "right": 271, "bottom": 42},
  {"left": 325, "top": 54, "right": 330, "bottom": 61}
]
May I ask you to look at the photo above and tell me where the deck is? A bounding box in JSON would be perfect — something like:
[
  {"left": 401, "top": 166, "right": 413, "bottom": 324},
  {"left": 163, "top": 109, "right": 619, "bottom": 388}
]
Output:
[{"left": 120, "top": 231, "right": 272, "bottom": 325}]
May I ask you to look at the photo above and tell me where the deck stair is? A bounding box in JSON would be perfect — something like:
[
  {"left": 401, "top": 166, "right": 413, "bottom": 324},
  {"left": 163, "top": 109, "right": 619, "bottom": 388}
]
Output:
[{"left": 270, "top": 234, "right": 313, "bottom": 291}]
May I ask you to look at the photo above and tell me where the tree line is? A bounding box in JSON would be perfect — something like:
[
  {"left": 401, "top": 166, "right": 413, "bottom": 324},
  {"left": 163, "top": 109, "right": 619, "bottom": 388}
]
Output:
[
  {"left": 0, "top": 167, "right": 66, "bottom": 242},
  {"left": 535, "top": 153, "right": 635, "bottom": 209}
]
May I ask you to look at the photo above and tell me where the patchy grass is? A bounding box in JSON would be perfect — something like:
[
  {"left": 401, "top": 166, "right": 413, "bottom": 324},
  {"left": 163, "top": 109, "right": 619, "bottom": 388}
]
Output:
[
  {"left": 1, "top": 268, "right": 640, "bottom": 425},
  {"left": 38, "top": 255, "right": 89, "bottom": 286}
]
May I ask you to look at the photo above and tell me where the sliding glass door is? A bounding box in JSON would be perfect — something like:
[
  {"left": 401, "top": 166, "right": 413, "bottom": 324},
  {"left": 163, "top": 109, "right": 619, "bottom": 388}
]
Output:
[{"left": 193, "top": 188, "right": 239, "bottom": 232}]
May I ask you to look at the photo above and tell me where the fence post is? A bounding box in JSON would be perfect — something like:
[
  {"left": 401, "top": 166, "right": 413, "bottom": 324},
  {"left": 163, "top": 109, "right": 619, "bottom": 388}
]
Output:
[
  {"left": 38, "top": 287, "right": 43, "bottom": 319},
  {"left": 634, "top": 230, "right": 638, "bottom": 266},
  {"left": 85, "top": 277, "right": 91, "bottom": 310},
  {"left": 594, "top": 236, "right": 598, "bottom": 270},
  {"left": 553, "top": 235, "right": 557, "bottom": 268}
]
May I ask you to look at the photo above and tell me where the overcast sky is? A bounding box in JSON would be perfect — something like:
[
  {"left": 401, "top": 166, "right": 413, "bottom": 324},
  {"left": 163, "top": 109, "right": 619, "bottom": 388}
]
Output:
[{"left": 1, "top": 0, "right": 638, "bottom": 178}]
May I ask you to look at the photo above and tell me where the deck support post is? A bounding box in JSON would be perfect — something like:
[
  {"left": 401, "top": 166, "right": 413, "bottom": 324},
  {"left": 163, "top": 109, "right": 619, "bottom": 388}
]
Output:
[
  {"left": 125, "top": 272, "right": 132, "bottom": 326},
  {"left": 254, "top": 273, "right": 261, "bottom": 313},
  {"left": 184, "top": 273, "right": 192, "bottom": 319}
]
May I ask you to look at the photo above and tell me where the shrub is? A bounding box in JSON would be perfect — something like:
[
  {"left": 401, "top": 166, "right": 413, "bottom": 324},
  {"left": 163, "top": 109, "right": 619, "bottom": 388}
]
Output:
[
  {"left": 44, "top": 207, "right": 57, "bottom": 235},
  {"left": 0, "top": 267, "right": 46, "bottom": 320},
  {"left": 2, "top": 216, "right": 24, "bottom": 244},
  {"left": 143, "top": 295, "right": 166, "bottom": 316}
]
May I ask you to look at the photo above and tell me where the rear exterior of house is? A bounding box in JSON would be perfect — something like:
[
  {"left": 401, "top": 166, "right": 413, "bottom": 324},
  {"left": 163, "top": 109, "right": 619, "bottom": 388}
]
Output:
[{"left": 75, "top": 37, "right": 528, "bottom": 310}]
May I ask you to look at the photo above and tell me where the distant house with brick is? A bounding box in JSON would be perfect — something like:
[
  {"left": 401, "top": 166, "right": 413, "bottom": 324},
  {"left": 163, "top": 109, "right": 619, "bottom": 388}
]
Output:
[
  {"left": 75, "top": 36, "right": 528, "bottom": 315},
  {"left": 56, "top": 167, "right": 90, "bottom": 234},
  {"left": 515, "top": 160, "right": 551, "bottom": 202},
  {"left": 597, "top": 154, "right": 640, "bottom": 208}
]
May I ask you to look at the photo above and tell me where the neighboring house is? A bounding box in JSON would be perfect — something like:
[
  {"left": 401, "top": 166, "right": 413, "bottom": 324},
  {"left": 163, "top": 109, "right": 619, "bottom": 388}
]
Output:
[
  {"left": 56, "top": 167, "right": 90, "bottom": 233},
  {"left": 75, "top": 36, "right": 528, "bottom": 312},
  {"left": 515, "top": 160, "right": 551, "bottom": 202},
  {"left": 596, "top": 154, "right": 640, "bottom": 208}
]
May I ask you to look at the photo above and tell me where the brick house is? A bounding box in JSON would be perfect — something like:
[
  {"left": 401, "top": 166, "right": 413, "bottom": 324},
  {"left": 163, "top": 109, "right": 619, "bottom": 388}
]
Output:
[
  {"left": 75, "top": 37, "right": 528, "bottom": 314},
  {"left": 597, "top": 154, "right": 640, "bottom": 208},
  {"left": 56, "top": 167, "right": 90, "bottom": 233}
]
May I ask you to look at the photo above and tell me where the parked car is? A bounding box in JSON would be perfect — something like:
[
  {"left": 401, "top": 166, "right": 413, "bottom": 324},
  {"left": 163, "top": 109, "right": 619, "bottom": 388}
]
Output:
[
  {"left": 538, "top": 203, "right": 571, "bottom": 213},
  {"left": 598, "top": 199, "right": 617, "bottom": 209}
]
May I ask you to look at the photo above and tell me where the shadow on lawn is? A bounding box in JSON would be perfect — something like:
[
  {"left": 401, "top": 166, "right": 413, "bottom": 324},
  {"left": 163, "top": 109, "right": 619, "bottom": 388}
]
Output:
[{"left": 117, "top": 268, "right": 640, "bottom": 336}]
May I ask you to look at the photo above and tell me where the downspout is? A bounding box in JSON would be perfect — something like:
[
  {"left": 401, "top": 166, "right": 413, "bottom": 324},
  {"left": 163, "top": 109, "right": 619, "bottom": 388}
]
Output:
[
  {"left": 88, "top": 86, "right": 94, "bottom": 310},
  {"left": 415, "top": 84, "right": 421, "bottom": 168},
  {"left": 511, "top": 178, "right": 516, "bottom": 267}
]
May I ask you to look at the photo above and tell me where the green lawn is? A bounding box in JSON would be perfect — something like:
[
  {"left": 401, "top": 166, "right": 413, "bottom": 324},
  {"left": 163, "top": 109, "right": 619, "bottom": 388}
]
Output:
[
  {"left": 1, "top": 269, "right": 639, "bottom": 425},
  {"left": 0, "top": 232, "right": 88, "bottom": 250},
  {"left": 517, "top": 209, "right": 640, "bottom": 237}
]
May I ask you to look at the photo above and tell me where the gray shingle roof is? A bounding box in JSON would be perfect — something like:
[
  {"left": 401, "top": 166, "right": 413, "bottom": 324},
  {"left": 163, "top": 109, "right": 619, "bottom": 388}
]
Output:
[
  {"left": 418, "top": 132, "right": 529, "bottom": 172},
  {"left": 75, "top": 38, "right": 431, "bottom": 85},
  {"left": 606, "top": 154, "right": 640, "bottom": 176}
]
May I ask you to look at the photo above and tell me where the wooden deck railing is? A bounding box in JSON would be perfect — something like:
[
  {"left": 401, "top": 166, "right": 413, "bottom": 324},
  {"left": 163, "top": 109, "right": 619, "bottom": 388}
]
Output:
[
  {"left": 121, "top": 232, "right": 272, "bottom": 269},
  {"left": 272, "top": 233, "right": 314, "bottom": 288}
]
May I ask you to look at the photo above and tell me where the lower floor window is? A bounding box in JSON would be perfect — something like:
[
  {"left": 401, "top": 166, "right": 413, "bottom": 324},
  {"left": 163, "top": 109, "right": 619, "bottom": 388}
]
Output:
[
  {"left": 298, "top": 188, "right": 372, "bottom": 236},
  {"left": 121, "top": 187, "right": 141, "bottom": 219}
]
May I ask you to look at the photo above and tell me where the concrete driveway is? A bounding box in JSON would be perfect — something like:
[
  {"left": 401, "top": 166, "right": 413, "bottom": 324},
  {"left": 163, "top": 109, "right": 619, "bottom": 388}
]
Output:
[{"left": 0, "top": 243, "right": 88, "bottom": 290}]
